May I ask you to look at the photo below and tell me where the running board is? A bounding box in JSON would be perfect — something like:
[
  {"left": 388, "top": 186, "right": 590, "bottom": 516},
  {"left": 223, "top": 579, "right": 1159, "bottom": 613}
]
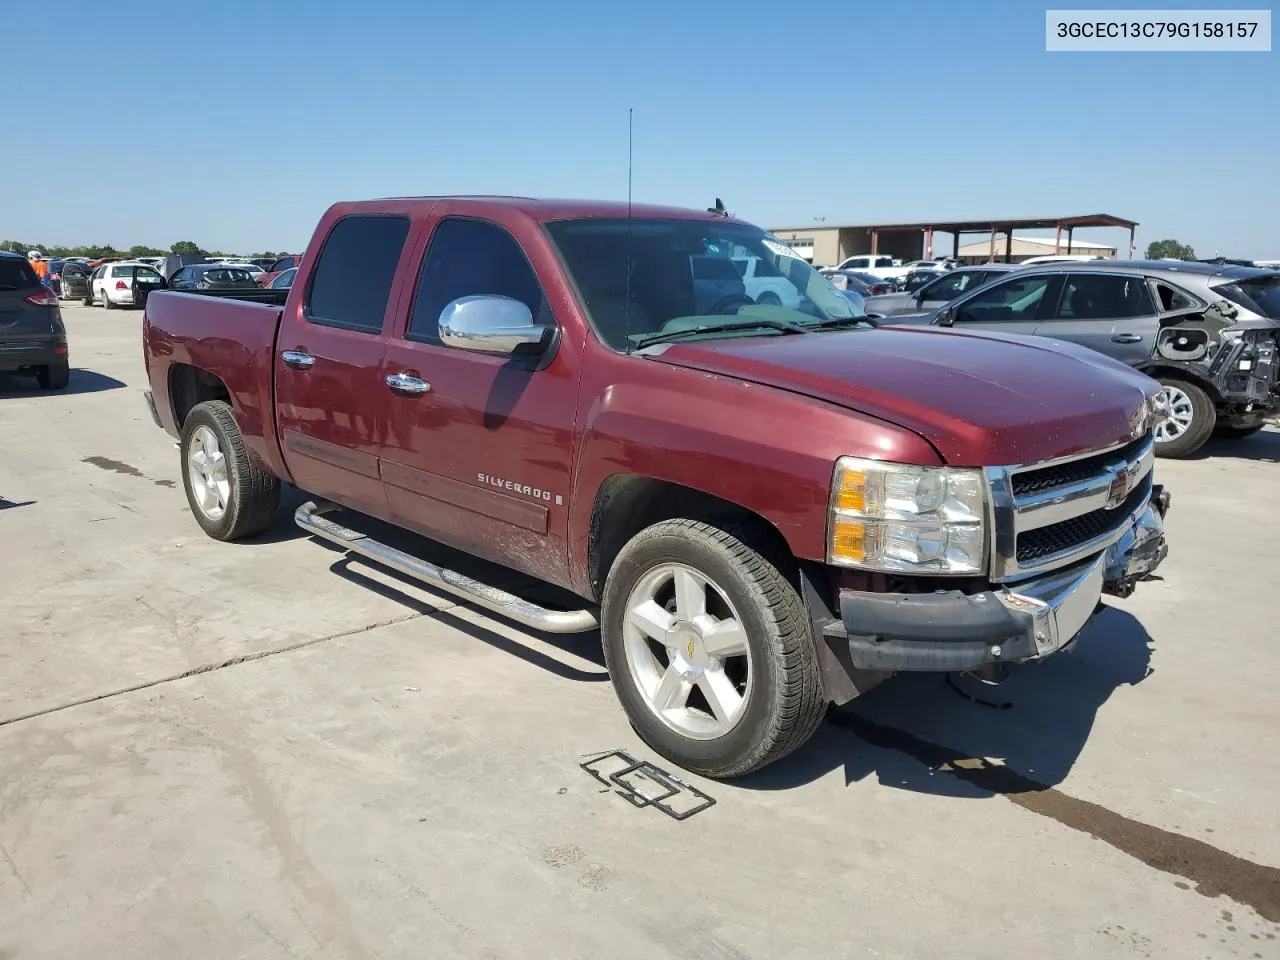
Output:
[{"left": 294, "top": 500, "right": 600, "bottom": 634}]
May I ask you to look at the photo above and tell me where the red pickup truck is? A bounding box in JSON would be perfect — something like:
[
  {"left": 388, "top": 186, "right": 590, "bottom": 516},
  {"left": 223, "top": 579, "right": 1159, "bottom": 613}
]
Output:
[{"left": 142, "top": 196, "right": 1171, "bottom": 778}]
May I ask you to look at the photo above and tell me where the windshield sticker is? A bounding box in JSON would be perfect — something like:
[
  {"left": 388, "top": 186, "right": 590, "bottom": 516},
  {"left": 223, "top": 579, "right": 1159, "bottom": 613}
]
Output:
[{"left": 762, "top": 239, "right": 804, "bottom": 260}]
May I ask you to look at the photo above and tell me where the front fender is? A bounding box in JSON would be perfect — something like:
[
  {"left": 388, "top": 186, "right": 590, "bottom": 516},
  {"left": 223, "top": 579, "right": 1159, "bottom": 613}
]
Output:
[{"left": 566, "top": 363, "right": 940, "bottom": 593}]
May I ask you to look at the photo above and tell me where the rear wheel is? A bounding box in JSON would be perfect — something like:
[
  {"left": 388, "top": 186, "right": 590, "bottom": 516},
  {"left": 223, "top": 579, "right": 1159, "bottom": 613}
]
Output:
[
  {"left": 600, "top": 517, "right": 825, "bottom": 779},
  {"left": 180, "top": 400, "right": 280, "bottom": 541},
  {"left": 1154, "top": 379, "right": 1215, "bottom": 458},
  {"left": 102, "top": 289, "right": 114, "bottom": 310},
  {"left": 757, "top": 291, "right": 781, "bottom": 306},
  {"left": 36, "top": 362, "right": 70, "bottom": 390}
]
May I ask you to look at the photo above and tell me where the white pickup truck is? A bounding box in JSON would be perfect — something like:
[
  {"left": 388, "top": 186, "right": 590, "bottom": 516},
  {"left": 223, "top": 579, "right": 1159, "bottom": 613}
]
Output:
[{"left": 831, "top": 254, "right": 912, "bottom": 282}]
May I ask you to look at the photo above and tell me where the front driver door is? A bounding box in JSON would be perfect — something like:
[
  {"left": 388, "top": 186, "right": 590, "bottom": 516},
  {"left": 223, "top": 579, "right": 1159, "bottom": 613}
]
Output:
[
  {"left": 1040, "top": 272, "right": 1158, "bottom": 366},
  {"left": 376, "top": 211, "right": 582, "bottom": 585},
  {"left": 948, "top": 272, "right": 1062, "bottom": 337}
]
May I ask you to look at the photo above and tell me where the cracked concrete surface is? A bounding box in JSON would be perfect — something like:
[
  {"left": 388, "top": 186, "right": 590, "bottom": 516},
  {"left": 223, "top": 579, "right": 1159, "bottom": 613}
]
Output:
[{"left": 2, "top": 305, "right": 1278, "bottom": 958}]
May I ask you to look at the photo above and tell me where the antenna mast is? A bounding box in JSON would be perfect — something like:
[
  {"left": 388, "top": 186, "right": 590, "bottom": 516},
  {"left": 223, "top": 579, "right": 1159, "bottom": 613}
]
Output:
[{"left": 624, "top": 107, "right": 633, "bottom": 351}]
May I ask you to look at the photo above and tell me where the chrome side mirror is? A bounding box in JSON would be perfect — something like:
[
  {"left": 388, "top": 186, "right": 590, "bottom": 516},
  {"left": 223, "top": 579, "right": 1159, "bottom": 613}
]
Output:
[{"left": 438, "top": 295, "right": 552, "bottom": 357}]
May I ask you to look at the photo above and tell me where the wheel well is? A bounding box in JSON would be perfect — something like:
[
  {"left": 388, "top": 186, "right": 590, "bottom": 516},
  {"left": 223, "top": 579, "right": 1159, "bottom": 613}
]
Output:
[
  {"left": 168, "top": 363, "right": 231, "bottom": 430},
  {"left": 1138, "top": 363, "right": 1222, "bottom": 403},
  {"left": 586, "top": 475, "right": 795, "bottom": 600}
]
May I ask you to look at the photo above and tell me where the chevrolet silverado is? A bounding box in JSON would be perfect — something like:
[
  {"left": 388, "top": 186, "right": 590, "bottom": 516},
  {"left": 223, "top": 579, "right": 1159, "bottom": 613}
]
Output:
[{"left": 141, "top": 196, "right": 1172, "bottom": 778}]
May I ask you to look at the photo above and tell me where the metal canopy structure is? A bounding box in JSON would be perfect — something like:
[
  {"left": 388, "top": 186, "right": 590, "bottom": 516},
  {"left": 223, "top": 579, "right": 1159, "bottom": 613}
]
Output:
[
  {"left": 867, "top": 213, "right": 1138, "bottom": 262},
  {"left": 771, "top": 213, "right": 1139, "bottom": 263}
]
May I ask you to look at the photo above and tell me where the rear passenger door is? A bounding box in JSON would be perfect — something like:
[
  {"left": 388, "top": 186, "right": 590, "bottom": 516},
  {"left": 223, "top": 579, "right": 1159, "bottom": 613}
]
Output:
[
  {"left": 274, "top": 213, "right": 412, "bottom": 516},
  {"left": 1041, "top": 273, "right": 1157, "bottom": 365},
  {"left": 947, "top": 272, "right": 1061, "bottom": 336},
  {"left": 376, "top": 212, "right": 581, "bottom": 584}
]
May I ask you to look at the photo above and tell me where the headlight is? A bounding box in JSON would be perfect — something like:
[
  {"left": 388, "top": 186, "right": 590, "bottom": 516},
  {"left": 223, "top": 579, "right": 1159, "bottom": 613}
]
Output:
[{"left": 828, "top": 457, "right": 988, "bottom": 574}]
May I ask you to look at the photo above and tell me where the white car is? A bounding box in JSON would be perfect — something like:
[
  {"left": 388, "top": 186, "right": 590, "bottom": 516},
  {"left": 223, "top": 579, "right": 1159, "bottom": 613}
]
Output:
[
  {"left": 731, "top": 256, "right": 802, "bottom": 307},
  {"left": 217, "top": 260, "right": 265, "bottom": 277},
  {"left": 831, "top": 254, "right": 912, "bottom": 282},
  {"left": 91, "top": 261, "right": 164, "bottom": 309}
]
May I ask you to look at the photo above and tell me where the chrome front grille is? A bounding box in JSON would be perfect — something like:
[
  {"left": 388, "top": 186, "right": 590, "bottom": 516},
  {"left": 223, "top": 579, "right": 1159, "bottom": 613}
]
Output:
[{"left": 986, "top": 432, "right": 1156, "bottom": 582}]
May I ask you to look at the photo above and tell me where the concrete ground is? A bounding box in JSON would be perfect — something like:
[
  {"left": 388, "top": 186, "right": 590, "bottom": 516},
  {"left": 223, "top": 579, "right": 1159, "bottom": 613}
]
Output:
[{"left": 2, "top": 303, "right": 1278, "bottom": 959}]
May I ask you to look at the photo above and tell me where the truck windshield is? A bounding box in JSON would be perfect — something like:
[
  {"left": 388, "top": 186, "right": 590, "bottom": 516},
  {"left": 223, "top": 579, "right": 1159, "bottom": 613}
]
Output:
[{"left": 545, "top": 218, "right": 863, "bottom": 351}]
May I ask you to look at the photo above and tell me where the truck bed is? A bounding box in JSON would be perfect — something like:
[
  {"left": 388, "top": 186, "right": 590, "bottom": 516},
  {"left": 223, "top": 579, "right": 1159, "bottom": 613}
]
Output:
[{"left": 142, "top": 290, "right": 288, "bottom": 477}]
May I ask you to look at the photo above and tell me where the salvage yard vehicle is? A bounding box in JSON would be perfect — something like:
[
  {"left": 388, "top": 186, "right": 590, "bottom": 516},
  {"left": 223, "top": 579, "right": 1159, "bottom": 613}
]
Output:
[
  {"left": 141, "top": 196, "right": 1172, "bottom": 779},
  {"left": 881, "top": 260, "right": 1280, "bottom": 457},
  {"left": 0, "top": 251, "right": 69, "bottom": 389},
  {"left": 91, "top": 261, "right": 165, "bottom": 310}
]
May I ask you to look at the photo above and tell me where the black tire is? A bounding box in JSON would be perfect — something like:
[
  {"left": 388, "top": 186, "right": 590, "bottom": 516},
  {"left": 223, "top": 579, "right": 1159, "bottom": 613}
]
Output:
[
  {"left": 1213, "top": 423, "right": 1264, "bottom": 440},
  {"left": 600, "top": 517, "right": 826, "bottom": 779},
  {"left": 757, "top": 291, "right": 782, "bottom": 306},
  {"left": 36, "top": 362, "right": 70, "bottom": 390},
  {"left": 179, "top": 400, "right": 280, "bottom": 541},
  {"left": 82, "top": 292, "right": 94, "bottom": 307},
  {"left": 1154, "top": 378, "right": 1216, "bottom": 459},
  {"left": 102, "top": 289, "right": 114, "bottom": 310}
]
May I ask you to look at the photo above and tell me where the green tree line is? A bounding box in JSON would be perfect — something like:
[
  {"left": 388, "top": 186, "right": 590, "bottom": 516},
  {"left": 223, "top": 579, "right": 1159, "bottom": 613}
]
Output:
[{"left": 0, "top": 239, "right": 292, "bottom": 260}]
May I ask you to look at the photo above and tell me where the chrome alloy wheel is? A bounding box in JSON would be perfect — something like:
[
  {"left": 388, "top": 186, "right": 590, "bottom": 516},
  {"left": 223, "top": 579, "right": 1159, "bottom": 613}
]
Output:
[
  {"left": 1155, "top": 384, "right": 1194, "bottom": 443},
  {"left": 621, "top": 563, "right": 753, "bottom": 740},
  {"left": 187, "top": 425, "right": 230, "bottom": 521}
]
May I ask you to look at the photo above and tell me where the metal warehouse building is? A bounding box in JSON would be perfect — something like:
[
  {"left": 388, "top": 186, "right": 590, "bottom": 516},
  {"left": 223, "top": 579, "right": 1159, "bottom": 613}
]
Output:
[{"left": 769, "top": 213, "right": 1137, "bottom": 267}]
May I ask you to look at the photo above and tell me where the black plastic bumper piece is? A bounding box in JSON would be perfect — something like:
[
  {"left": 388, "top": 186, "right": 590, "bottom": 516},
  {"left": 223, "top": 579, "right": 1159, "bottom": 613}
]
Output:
[
  {"left": 143, "top": 390, "right": 163, "bottom": 429},
  {"left": 824, "top": 589, "right": 1038, "bottom": 673}
]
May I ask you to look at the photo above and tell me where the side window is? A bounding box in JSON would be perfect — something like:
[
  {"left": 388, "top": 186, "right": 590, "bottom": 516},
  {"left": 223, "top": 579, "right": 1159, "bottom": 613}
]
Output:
[
  {"left": 1058, "top": 275, "right": 1154, "bottom": 320},
  {"left": 875, "top": 256, "right": 893, "bottom": 268},
  {"left": 954, "top": 275, "right": 1053, "bottom": 324},
  {"left": 305, "top": 215, "right": 411, "bottom": 332},
  {"left": 1154, "top": 281, "right": 1196, "bottom": 312},
  {"left": 406, "top": 218, "right": 548, "bottom": 344},
  {"left": 923, "top": 271, "right": 975, "bottom": 301}
]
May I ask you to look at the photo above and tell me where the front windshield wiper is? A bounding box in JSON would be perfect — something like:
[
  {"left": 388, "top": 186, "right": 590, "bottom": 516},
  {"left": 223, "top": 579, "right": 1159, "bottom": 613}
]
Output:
[
  {"left": 634, "top": 319, "right": 810, "bottom": 349},
  {"left": 806, "top": 316, "right": 877, "bottom": 331}
]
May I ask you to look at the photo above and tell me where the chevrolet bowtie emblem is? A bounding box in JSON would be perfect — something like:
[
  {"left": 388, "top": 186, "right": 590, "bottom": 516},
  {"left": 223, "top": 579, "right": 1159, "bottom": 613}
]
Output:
[{"left": 1103, "top": 460, "right": 1139, "bottom": 510}]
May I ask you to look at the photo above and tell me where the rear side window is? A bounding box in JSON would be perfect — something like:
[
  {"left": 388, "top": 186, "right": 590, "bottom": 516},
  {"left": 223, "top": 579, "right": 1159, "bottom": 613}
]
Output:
[
  {"left": 0, "top": 258, "right": 40, "bottom": 290},
  {"left": 306, "top": 215, "right": 411, "bottom": 332},
  {"left": 407, "top": 218, "right": 547, "bottom": 343},
  {"left": 1153, "top": 281, "right": 1196, "bottom": 312},
  {"left": 1058, "top": 275, "right": 1153, "bottom": 320}
]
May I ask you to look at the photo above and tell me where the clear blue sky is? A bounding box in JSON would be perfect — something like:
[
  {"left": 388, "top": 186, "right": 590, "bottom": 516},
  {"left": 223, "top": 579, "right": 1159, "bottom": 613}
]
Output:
[{"left": 4, "top": 0, "right": 1275, "bottom": 257}]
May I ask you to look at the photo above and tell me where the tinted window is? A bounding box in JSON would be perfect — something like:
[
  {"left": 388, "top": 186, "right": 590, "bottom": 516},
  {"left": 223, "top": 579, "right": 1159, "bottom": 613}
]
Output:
[
  {"left": 306, "top": 216, "right": 410, "bottom": 332},
  {"left": 1215, "top": 275, "right": 1280, "bottom": 320},
  {"left": 954, "top": 274, "right": 1053, "bottom": 324},
  {"left": 407, "top": 218, "right": 547, "bottom": 343},
  {"left": 921, "top": 270, "right": 982, "bottom": 301},
  {"left": 270, "top": 268, "right": 296, "bottom": 290},
  {"left": 875, "top": 257, "right": 893, "bottom": 268},
  {"left": 272, "top": 257, "right": 296, "bottom": 272},
  {"left": 1154, "top": 282, "right": 1196, "bottom": 312},
  {"left": 0, "top": 258, "right": 41, "bottom": 290},
  {"left": 1058, "top": 275, "right": 1153, "bottom": 319},
  {"left": 203, "top": 268, "right": 253, "bottom": 283}
]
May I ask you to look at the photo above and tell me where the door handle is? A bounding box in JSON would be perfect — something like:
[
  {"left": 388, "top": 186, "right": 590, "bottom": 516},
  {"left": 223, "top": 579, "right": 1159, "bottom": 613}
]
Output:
[
  {"left": 281, "top": 349, "right": 315, "bottom": 370},
  {"left": 386, "top": 372, "right": 431, "bottom": 395},
  {"left": 1111, "top": 333, "right": 1143, "bottom": 344}
]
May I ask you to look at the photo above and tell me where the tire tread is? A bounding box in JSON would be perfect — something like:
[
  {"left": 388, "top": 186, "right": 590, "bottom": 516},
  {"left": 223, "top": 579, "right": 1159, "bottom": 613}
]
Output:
[{"left": 182, "top": 400, "right": 280, "bottom": 540}]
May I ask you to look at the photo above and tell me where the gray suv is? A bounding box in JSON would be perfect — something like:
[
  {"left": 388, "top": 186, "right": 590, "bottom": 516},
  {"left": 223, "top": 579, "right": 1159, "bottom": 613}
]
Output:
[
  {"left": 0, "top": 251, "right": 70, "bottom": 390},
  {"left": 880, "top": 260, "right": 1280, "bottom": 458},
  {"left": 862, "top": 263, "right": 1020, "bottom": 318}
]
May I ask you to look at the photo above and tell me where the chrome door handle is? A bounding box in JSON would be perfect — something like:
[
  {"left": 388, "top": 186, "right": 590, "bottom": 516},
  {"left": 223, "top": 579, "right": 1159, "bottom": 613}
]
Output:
[
  {"left": 386, "top": 372, "right": 431, "bottom": 395},
  {"left": 1111, "top": 333, "right": 1143, "bottom": 344},
  {"left": 281, "top": 350, "right": 315, "bottom": 370}
]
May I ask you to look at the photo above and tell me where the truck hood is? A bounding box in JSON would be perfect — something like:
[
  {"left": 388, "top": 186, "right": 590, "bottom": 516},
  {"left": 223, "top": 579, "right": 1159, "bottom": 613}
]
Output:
[{"left": 647, "top": 327, "right": 1157, "bottom": 466}]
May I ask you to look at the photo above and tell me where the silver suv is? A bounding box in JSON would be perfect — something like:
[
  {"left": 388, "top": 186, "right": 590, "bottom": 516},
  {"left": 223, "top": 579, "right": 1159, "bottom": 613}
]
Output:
[{"left": 880, "top": 260, "right": 1280, "bottom": 458}]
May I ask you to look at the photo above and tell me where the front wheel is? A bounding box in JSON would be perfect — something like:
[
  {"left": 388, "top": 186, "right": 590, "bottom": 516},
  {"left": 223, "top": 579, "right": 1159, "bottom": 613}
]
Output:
[
  {"left": 1154, "top": 379, "right": 1216, "bottom": 458},
  {"left": 180, "top": 400, "right": 280, "bottom": 541},
  {"left": 600, "top": 518, "right": 825, "bottom": 779}
]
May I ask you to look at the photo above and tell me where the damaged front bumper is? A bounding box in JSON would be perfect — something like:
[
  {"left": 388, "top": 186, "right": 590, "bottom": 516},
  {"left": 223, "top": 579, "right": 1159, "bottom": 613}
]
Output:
[{"left": 822, "top": 485, "right": 1170, "bottom": 675}]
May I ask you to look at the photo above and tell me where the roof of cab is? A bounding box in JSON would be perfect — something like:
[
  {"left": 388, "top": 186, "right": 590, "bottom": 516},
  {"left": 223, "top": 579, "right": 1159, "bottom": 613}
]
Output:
[{"left": 368, "top": 195, "right": 738, "bottom": 223}]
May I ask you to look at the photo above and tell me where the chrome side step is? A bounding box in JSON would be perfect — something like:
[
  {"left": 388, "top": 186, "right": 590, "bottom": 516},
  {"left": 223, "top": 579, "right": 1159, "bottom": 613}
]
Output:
[{"left": 294, "top": 500, "right": 600, "bottom": 634}]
